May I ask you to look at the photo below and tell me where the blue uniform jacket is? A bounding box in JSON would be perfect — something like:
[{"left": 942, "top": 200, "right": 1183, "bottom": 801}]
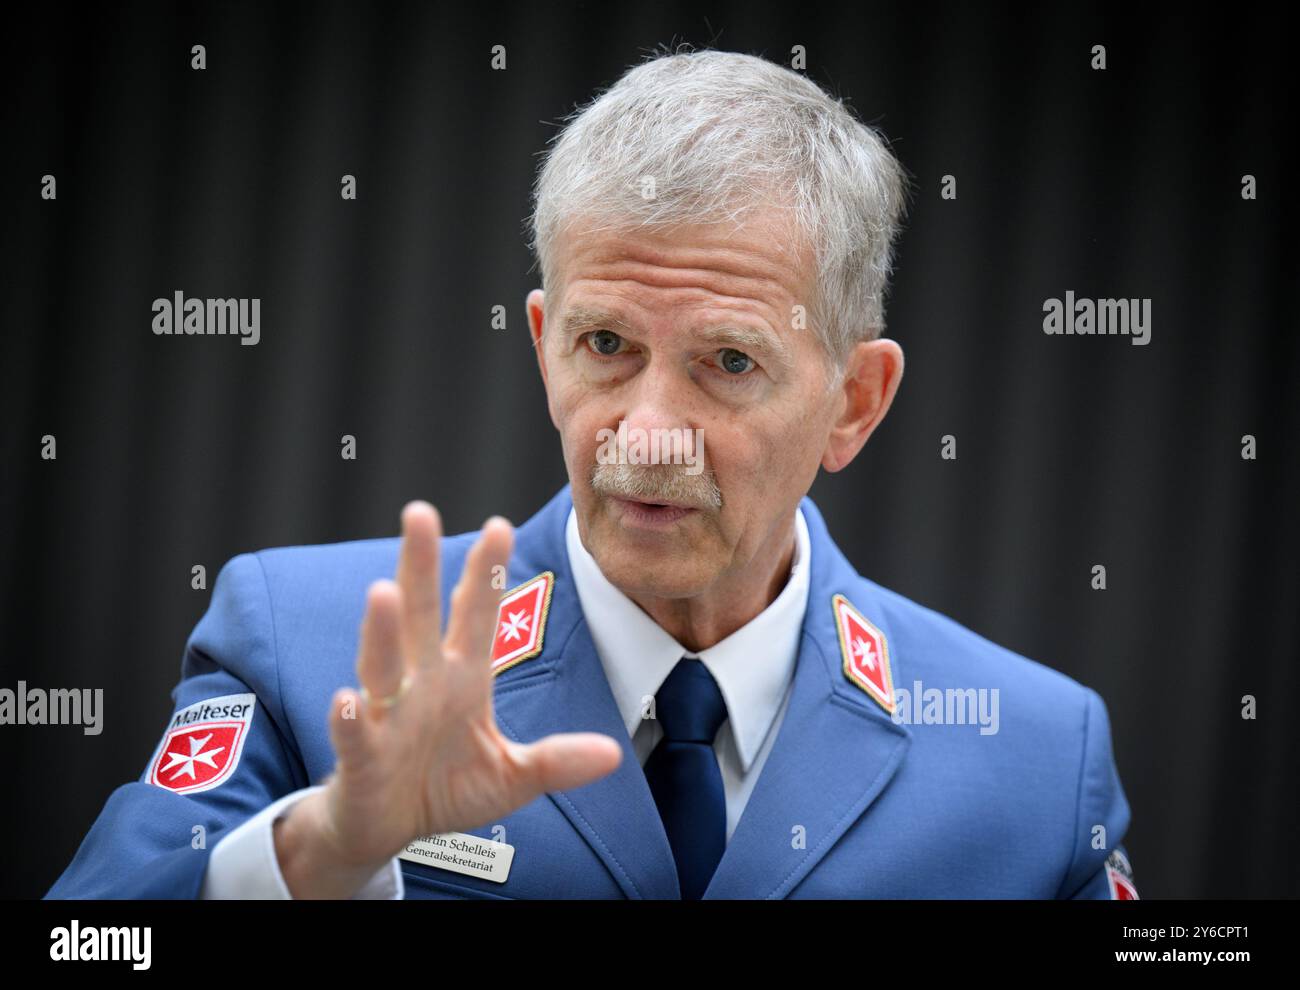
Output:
[{"left": 46, "top": 484, "right": 1135, "bottom": 899}]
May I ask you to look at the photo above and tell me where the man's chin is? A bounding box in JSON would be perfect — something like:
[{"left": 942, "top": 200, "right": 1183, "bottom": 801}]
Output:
[
  {"left": 599, "top": 557, "right": 715, "bottom": 600},
  {"left": 589, "top": 527, "right": 717, "bottom": 600}
]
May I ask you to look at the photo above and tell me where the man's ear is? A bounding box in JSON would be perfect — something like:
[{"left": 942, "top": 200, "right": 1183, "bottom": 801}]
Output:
[
  {"left": 821, "top": 338, "right": 904, "bottom": 472},
  {"left": 526, "top": 289, "right": 561, "bottom": 431},
  {"left": 526, "top": 288, "right": 548, "bottom": 387}
]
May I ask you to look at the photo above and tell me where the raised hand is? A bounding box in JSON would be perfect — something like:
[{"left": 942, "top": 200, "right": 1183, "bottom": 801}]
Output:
[{"left": 272, "top": 501, "right": 623, "bottom": 897}]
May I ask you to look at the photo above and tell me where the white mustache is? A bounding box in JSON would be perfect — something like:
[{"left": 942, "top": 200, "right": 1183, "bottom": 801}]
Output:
[{"left": 590, "top": 461, "right": 722, "bottom": 511}]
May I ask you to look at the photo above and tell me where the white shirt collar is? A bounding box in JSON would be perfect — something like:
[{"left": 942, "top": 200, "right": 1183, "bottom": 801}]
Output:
[{"left": 565, "top": 504, "right": 811, "bottom": 772}]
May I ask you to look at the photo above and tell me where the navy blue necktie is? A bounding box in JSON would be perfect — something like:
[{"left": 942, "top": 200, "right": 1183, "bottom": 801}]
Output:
[{"left": 643, "top": 657, "right": 729, "bottom": 900}]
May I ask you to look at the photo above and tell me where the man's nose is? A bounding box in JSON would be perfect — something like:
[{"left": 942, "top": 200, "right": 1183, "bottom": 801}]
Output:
[{"left": 617, "top": 357, "right": 696, "bottom": 437}]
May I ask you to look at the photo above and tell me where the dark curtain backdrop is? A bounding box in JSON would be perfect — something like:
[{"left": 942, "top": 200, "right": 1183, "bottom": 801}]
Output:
[{"left": 2, "top": 0, "right": 1295, "bottom": 899}]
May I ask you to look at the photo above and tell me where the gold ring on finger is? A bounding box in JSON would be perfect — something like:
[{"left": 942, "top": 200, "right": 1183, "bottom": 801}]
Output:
[{"left": 362, "top": 673, "right": 413, "bottom": 709}]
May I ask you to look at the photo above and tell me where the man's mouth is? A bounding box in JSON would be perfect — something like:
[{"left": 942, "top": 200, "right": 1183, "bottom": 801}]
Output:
[{"left": 610, "top": 496, "right": 699, "bottom": 528}]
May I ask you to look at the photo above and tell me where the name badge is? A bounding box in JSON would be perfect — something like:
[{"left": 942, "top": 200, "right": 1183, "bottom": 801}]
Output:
[{"left": 398, "top": 831, "right": 515, "bottom": 884}]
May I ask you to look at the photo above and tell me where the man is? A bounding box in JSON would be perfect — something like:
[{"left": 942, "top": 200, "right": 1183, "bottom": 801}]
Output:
[{"left": 47, "top": 49, "right": 1135, "bottom": 900}]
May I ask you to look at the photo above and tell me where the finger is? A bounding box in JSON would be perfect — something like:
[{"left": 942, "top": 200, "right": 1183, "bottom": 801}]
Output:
[
  {"left": 327, "top": 687, "right": 372, "bottom": 766},
  {"left": 509, "top": 732, "right": 623, "bottom": 798},
  {"left": 395, "top": 501, "right": 443, "bottom": 674},
  {"left": 356, "top": 579, "right": 405, "bottom": 719},
  {"left": 442, "top": 517, "right": 514, "bottom": 663}
]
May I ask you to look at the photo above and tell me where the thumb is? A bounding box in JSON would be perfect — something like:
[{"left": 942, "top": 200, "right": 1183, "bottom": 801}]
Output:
[{"left": 512, "top": 732, "right": 623, "bottom": 796}]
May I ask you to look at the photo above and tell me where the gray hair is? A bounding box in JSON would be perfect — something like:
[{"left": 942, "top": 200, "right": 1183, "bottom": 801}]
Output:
[{"left": 525, "top": 46, "right": 912, "bottom": 386}]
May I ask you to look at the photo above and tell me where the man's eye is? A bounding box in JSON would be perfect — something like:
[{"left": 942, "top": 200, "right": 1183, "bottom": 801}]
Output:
[
  {"left": 584, "top": 330, "right": 625, "bottom": 356},
  {"left": 717, "top": 348, "right": 756, "bottom": 375}
]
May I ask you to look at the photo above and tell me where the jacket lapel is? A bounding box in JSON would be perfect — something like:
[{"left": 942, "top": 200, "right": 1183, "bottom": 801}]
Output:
[
  {"left": 489, "top": 486, "right": 681, "bottom": 899},
  {"left": 487, "top": 485, "right": 912, "bottom": 900},
  {"left": 702, "top": 495, "right": 912, "bottom": 898}
]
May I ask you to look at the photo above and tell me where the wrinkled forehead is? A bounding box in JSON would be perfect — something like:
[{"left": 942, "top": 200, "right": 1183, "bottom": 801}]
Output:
[
  {"left": 544, "top": 211, "right": 819, "bottom": 356},
  {"left": 548, "top": 205, "right": 813, "bottom": 287}
]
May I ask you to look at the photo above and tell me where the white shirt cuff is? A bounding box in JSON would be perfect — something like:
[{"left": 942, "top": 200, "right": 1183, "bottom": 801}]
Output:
[{"left": 201, "top": 784, "right": 405, "bottom": 899}]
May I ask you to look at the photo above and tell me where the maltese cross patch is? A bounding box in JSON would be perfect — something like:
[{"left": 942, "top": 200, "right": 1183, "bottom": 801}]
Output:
[
  {"left": 1106, "top": 848, "right": 1139, "bottom": 900},
  {"left": 832, "top": 593, "right": 895, "bottom": 714},
  {"left": 490, "top": 572, "right": 554, "bottom": 675},
  {"left": 146, "top": 692, "right": 256, "bottom": 795}
]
